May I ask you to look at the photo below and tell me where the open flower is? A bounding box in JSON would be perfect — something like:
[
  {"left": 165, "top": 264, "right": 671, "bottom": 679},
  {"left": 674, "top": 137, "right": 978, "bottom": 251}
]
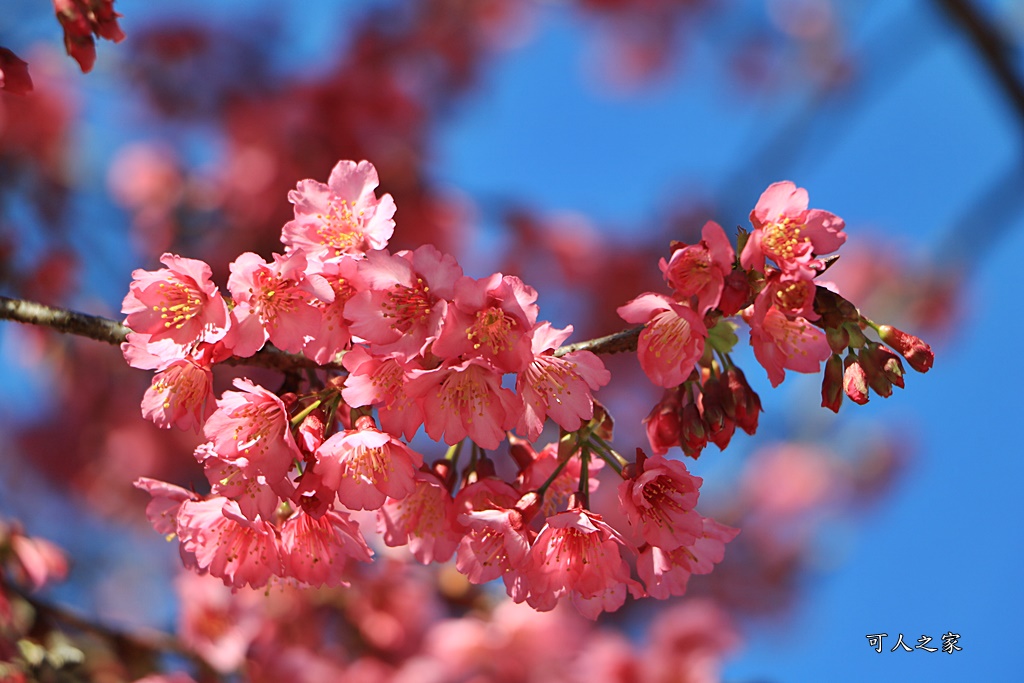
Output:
[
  {"left": 282, "top": 159, "right": 396, "bottom": 263},
  {"left": 741, "top": 181, "right": 846, "bottom": 279},
  {"left": 618, "top": 293, "right": 708, "bottom": 388}
]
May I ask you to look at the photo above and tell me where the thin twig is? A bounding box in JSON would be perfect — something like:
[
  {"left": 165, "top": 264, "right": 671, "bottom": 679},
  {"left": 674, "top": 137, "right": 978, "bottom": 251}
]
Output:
[{"left": 0, "top": 295, "right": 342, "bottom": 372}]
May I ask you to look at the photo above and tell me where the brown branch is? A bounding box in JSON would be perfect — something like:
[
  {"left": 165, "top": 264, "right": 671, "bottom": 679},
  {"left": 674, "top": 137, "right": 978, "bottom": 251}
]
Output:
[
  {"left": 554, "top": 325, "right": 643, "bottom": 357},
  {"left": 0, "top": 295, "right": 643, "bottom": 367},
  {"left": 0, "top": 295, "right": 341, "bottom": 372},
  {"left": 14, "top": 585, "right": 217, "bottom": 675},
  {"left": 935, "top": 0, "right": 1024, "bottom": 128}
]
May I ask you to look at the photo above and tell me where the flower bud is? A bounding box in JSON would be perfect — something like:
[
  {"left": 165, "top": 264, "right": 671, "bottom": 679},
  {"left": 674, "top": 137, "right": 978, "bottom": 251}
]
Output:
[
  {"left": 826, "top": 325, "right": 850, "bottom": 355},
  {"left": 877, "top": 324, "right": 934, "bottom": 373},
  {"left": 680, "top": 403, "right": 708, "bottom": 459},
  {"left": 821, "top": 353, "right": 844, "bottom": 413},
  {"left": 725, "top": 367, "right": 762, "bottom": 435},
  {"left": 843, "top": 355, "right": 870, "bottom": 405},
  {"left": 643, "top": 388, "right": 682, "bottom": 455}
]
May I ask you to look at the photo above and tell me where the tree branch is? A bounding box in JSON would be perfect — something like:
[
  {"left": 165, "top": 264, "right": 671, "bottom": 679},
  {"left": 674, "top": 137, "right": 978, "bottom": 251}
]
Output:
[
  {"left": 935, "top": 0, "right": 1024, "bottom": 130},
  {"left": 0, "top": 295, "right": 341, "bottom": 373},
  {"left": 554, "top": 325, "right": 643, "bottom": 357},
  {"left": 1, "top": 295, "right": 643, "bottom": 368}
]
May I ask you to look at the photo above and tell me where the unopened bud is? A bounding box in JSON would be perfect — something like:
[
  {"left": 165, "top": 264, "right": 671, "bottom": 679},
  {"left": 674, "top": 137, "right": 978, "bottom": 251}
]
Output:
[
  {"left": 726, "top": 367, "right": 762, "bottom": 435},
  {"left": 643, "top": 389, "right": 681, "bottom": 456},
  {"left": 862, "top": 343, "right": 905, "bottom": 390},
  {"left": 857, "top": 344, "right": 892, "bottom": 398},
  {"left": 826, "top": 326, "right": 850, "bottom": 355},
  {"left": 877, "top": 324, "right": 934, "bottom": 373},
  {"left": 821, "top": 353, "right": 844, "bottom": 413},
  {"left": 843, "top": 355, "right": 870, "bottom": 405},
  {"left": 680, "top": 403, "right": 708, "bottom": 459},
  {"left": 514, "top": 491, "right": 542, "bottom": 523}
]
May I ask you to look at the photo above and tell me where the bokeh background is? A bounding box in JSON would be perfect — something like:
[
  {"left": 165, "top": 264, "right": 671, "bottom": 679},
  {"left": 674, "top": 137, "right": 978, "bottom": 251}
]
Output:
[{"left": 1, "top": 0, "right": 1022, "bottom": 681}]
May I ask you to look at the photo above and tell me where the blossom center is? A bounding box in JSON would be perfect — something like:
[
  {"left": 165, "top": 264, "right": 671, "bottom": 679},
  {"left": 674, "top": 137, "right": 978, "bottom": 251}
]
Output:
[
  {"left": 467, "top": 306, "right": 515, "bottom": 354},
  {"left": 383, "top": 277, "right": 433, "bottom": 332},
  {"left": 438, "top": 369, "right": 491, "bottom": 424},
  {"left": 762, "top": 218, "right": 808, "bottom": 263},
  {"left": 154, "top": 280, "right": 203, "bottom": 329},
  {"left": 316, "top": 199, "right": 365, "bottom": 256},
  {"left": 673, "top": 247, "right": 712, "bottom": 294},
  {"left": 773, "top": 279, "right": 813, "bottom": 313}
]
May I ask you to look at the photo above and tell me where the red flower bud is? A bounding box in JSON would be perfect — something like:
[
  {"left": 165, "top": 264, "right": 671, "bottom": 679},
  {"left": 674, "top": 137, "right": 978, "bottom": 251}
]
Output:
[
  {"left": 877, "top": 324, "right": 934, "bottom": 373},
  {"left": 821, "top": 353, "right": 844, "bottom": 413}
]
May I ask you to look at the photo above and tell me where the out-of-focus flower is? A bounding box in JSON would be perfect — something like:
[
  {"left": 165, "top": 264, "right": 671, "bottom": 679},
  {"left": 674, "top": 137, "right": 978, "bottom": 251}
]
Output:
[{"left": 0, "top": 47, "right": 32, "bottom": 94}]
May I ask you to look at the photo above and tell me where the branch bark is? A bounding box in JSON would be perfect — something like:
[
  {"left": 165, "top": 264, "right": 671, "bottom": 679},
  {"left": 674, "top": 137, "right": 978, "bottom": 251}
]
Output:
[{"left": 0, "top": 295, "right": 641, "bottom": 368}]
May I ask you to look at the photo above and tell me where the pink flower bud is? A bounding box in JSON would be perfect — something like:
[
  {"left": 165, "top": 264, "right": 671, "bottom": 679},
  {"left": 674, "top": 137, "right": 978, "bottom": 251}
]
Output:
[{"left": 843, "top": 356, "right": 870, "bottom": 405}]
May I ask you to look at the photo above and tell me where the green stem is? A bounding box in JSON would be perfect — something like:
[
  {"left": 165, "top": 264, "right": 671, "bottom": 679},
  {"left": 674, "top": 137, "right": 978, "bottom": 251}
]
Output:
[
  {"left": 577, "top": 445, "right": 590, "bottom": 508},
  {"left": 290, "top": 398, "right": 322, "bottom": 426}
]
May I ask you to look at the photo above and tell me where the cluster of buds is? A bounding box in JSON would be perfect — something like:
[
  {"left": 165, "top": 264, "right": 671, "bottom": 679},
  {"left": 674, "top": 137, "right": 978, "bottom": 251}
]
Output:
[
  {"left": 816, "top": 288, "right": 934, "bottom": 410},
  {"left": 125, "top": 162, "right": 930, "bottom": 619},
  {"left": 629, "top": 182, "right": 933, "bottom": 457}
]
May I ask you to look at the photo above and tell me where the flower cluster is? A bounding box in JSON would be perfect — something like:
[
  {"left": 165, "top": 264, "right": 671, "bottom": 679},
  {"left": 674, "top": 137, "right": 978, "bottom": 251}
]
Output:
[
  {"left": 125, "top": 163, "right": 928, "bottom": 619},
  {"left": 626, "top": 181, "right": 934, "bottom": 458}
]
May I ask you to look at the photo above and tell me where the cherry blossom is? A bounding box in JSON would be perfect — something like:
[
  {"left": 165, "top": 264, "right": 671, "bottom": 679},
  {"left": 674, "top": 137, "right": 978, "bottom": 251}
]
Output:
[
  {"left": 227, "top": 250, "right": 332, "bottom": 357},
  {"left": 660, "top": 220, "right": 735, "bottom": 314},
  {"left": 741, "top": 180, "right": 846, "bottom": 279},
  {"left": 516, "top": 323, "right": 611, "bottom": 441},
  {"left": 282, "top": 159, "right": 396, "bottom": 262},
  {"left": 122, "top": 253, "right": 230, "bottom": 352},
  {"left": 619, "top": 453, "right": 704, "bottom": 550},
  {"left": 618, "top": 292, "right": 708, "bottom": 388},
  {"left": 523, "top": 506, "right": 644, "bottom": 619},
  {"left": 314, "top": 421, "right": 424, "bottom": 510},
  {"left": 203, "top": 378, "right": 302, "bottom": 486}
]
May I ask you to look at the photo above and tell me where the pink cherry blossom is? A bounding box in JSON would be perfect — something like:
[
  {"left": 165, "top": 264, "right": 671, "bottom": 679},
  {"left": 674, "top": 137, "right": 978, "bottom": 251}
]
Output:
[
  {"left": 516, "top": 323, "right": 611, "bottom": 442},
  {"left": 660, "top": 221, "right": 735, "bottom": 314},
  {"left": 406, "top": 358, "right": 521, "bottom": 450},
  {"left": 134, "top": 477, "right": 199, "bottom": 536},
  {"left": 203, "top": 378, "right": 302, "bottom": 486},
  {"left": 618, "top": 454, "right": 704, "bottom": 551},
  {"left": 279, "top": 508, "right": 373, "bottom": 587},
  {"left": 344, "top": 244, "right": 462, "bottom": 359},
  {"left": 618, "top": 293, "right": 708, "bottom": 388},
  {"left": 282, "top": 160, "right": 396, "bottom": 262},
  {"left": 523, "top": 507, "right": 644, "bottom": 619},
  {"left": 636, "top": 517, "right": 739, "bottom": 599},
  {"left": 431, "top": 273, "right": 539, "bottom": 373},
  {"left": 741, "top": 181, "right": 847, "bottom": 278},
  {"left": 200, "top": 449, "right": 282, "bottom": 523},
  {"left": 122, "top": 253, "right": 230, "bottom": 350},
  {"left": 314, "top": 423, "right": 424, "bottom": 510},
  {"left": 377, "top": 471, "right": 461, "bottom": 564},
  {"left": 226, "top": 250, "right": 332, "bottom": 357},
  {"left": 177, "top": 498, "right": 283, "bottom": 590},
  {"left": 175, "top": 573, "right": 264, "bottom": 674},
  {"left": 301, "top": 256, "right": 363, "bottom": 364},
  {"left": 6, "top": 527, "right": 67, "bottom": 590},
  {"left": 140, "top": 356, "right": 213, "bottom": 431},
  {"left": 341, "top": 346, "right": 424, "bottom": 441},
  {"left": 758, "top": 271, "right": 819, "bottom": 321},
  {"left": 455, "top": 507, "right": 531, "bottom": 591},
  {"left": 746, "top": 301, "right": 831, "bottom": 387}
]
